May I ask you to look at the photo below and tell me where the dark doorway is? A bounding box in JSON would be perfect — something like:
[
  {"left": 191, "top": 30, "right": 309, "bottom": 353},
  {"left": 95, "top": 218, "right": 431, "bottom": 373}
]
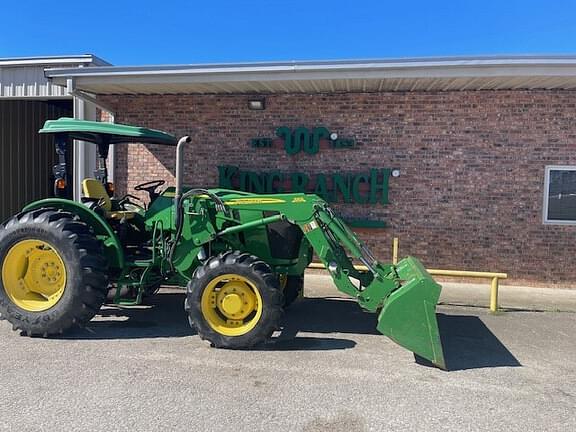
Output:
[{"left": 0, "top": 99, "right": 73, "bottom": 221}]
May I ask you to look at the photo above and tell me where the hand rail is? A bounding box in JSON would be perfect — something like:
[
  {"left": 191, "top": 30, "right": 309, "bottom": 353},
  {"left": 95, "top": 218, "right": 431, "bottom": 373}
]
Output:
[{"left": 427, "top": 269, "right": 507, "bottom": 312}]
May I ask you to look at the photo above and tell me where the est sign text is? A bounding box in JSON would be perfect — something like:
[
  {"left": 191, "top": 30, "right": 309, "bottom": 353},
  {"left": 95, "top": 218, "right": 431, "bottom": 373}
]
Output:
[{"left": 218, "top": 127, "right": 393, "bottom": 208}]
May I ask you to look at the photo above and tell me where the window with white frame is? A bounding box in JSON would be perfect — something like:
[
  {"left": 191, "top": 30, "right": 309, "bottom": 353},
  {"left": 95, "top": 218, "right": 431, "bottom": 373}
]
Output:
[{"left": 543, "top": 166, "right": 576, "bottom": 224}]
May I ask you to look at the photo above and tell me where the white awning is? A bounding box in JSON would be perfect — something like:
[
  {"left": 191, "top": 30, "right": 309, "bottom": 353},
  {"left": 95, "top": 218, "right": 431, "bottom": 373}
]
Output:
[{"left": 45, "top": 55, "right": 576, "bottom": 95}]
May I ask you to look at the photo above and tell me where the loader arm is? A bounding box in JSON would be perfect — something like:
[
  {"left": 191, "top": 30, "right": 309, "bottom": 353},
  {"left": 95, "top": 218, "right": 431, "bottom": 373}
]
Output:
[
  {"left": 296, "top": 202, "right": 444, "bottom": 368},
  {"left": 214, "top": 193, "right": 446, "bottom": 368}
]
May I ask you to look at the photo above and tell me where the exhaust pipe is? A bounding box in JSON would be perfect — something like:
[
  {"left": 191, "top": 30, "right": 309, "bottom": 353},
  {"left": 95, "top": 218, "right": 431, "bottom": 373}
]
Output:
[
  {"left": 174, "top": 135, "right": 192, "bottom": 225},
  {"left": 169, "top": 135, "right": 228, "bottom": 268},
  {"left": 169, "top": 135, "right": 191, "bottom": 269},
  {"left": 175, "top": 135, "right": 192, "bottom": 200}
]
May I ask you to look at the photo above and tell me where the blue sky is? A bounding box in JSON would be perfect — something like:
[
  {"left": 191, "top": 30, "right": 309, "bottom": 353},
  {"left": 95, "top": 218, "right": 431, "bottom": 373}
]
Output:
[{"left": 1, "top": 0, "right": 574, "bottom": 65}]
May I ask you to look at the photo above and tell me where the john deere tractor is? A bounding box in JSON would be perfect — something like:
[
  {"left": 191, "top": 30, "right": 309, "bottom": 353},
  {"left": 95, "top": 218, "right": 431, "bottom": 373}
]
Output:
[{"left": 0, "top": 118, "right": 445, "bottom": 368}]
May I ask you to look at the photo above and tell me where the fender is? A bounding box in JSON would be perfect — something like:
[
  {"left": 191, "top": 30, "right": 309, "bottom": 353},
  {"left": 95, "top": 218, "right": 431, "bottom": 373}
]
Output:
[{"left": 22, "top": 198, "right": 124, "bottom": 269}]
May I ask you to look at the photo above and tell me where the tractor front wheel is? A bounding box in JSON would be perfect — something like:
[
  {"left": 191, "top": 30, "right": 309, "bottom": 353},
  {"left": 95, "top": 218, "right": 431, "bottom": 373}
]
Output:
[
  {"left": 186, "top": 251, "right": 283, "bottom": 349},
  {"left": 0, "top": 209, "right": 109, "bottom": 335}
]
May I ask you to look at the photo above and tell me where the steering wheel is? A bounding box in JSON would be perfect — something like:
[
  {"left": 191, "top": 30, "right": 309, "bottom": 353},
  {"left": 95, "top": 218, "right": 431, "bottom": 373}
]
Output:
[{"left": 134, "top": 180, "right": 166, "bottom": 201}]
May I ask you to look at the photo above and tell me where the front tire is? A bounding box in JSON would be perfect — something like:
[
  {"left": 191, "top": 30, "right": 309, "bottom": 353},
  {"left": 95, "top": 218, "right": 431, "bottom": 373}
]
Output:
[
  {"left": 186, "top": 251, "right": 283, "bottom": 349},
  {"left": 0, "top": 209, "right": 109, "bottom": 336}
]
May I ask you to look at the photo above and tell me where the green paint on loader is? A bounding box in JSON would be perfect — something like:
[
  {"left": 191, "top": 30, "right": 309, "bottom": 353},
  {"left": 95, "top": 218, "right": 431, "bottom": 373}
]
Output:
[
  {"left": 377, "top": 257, "right": 445, "bottom": 369},
  {"left": 0, "top": 118, "right": 445, "bottom": 368}
]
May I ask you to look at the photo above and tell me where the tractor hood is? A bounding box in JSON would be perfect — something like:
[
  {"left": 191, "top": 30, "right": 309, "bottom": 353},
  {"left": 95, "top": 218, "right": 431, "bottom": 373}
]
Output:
[{"left": 39, "top": 117, "right": 177, "bottom": 146}]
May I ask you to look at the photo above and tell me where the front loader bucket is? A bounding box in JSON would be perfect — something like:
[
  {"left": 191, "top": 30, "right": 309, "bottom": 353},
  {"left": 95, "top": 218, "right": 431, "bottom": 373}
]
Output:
[{"left": 376, "top": 257, "right": 446, "bottom": 369}]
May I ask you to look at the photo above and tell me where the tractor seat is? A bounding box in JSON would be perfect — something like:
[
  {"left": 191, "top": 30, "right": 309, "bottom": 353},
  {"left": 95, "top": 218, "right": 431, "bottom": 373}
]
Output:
[{"left": 81, "top": 178, "right": 136, "bottom": 220}]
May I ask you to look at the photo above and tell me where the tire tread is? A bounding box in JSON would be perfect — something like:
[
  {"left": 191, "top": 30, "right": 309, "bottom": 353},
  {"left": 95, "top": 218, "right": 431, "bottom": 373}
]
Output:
[{"left": 186, "top": 251, "right": 283, "bottom": 349}]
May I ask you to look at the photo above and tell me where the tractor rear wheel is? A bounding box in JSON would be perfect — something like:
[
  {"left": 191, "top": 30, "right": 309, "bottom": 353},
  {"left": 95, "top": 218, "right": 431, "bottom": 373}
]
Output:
[
  {"left": 186, "top": 251, "right": 283, "bottom": 349},
  {"left": 0, "top": 209, "right": 108, "bottom": 336}
]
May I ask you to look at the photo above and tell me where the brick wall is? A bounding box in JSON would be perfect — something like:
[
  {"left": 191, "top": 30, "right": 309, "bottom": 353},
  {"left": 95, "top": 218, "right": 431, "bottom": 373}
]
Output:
[{"left": 100, "top": 91, "right": 576, "bottom": 287}]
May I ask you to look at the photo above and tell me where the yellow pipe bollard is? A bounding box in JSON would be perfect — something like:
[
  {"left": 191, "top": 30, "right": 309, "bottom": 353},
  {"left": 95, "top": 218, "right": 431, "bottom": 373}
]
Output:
[
  {"left": 392, "top": 237, "right": 399, "bottom": 265},
  {"left": 490, "top": 277, "right": 499, "bottom": 313}
]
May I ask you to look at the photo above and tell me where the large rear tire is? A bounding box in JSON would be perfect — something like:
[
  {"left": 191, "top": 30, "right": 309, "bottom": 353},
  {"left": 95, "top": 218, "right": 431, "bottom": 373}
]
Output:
[
  {"left": 186, "top": 251, "right": 283, "bottom": 349},
  {"left": 0, "top": 209, "right": 108, "bottom": 336}
]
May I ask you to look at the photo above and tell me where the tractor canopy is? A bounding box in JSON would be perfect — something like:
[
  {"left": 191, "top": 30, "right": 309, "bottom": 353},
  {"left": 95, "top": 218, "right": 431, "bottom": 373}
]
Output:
[
  {"left": 39, "top": 118, "right": 177, "bottom": 146},
  {"left": 40, "top": 118, "right": 177, "bottom": 199}
]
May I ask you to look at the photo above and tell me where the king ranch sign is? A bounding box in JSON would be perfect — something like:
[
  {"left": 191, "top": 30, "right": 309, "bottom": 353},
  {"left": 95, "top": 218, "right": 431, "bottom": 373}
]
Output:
[{"left": 218, "top": 127, "right": 393, "bottom": 208}]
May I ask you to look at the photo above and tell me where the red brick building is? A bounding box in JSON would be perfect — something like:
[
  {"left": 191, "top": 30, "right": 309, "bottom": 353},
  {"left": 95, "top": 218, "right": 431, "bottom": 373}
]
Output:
[{"left": 46, "top": 56, "right": 576, "bottom": 287}]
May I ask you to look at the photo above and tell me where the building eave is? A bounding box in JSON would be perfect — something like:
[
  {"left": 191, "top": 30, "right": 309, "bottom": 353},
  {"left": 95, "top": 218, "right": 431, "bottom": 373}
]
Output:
[
  {"left": 0, "top": 54, "right": 110, "bottom": 68},
  {"left": 45, "top": 55, "right": 576, "bottom": 94},
  {"left": 0, "top": 54, "right": 112, "bottom": 99}
]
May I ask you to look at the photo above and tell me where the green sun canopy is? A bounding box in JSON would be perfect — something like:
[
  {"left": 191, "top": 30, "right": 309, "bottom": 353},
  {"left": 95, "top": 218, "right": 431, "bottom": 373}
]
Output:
[{"left": 39, "top": 118, "right": 177, "bottom": 146}]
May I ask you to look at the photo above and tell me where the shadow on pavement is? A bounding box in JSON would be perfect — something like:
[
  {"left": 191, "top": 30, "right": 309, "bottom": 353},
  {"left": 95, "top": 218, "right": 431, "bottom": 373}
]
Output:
[
  {"left": 59, "top": 292, "right": 522, "bottom": 368},
  {"left": 436, "top": 313, "right": 522, "bottom": 371},
  {"left": 63, "top": 293, "right": 357, "bottom": 351},
  {"left": 278, "top": 298, "right": 521, "bottom": 369},
  {"left": 264, "top": 336, "right": 356, "bottom": 351},
  {"left": 281, "top": 297, "right": 380, "bottom": 335},
  {"left": 260, "top": 297, "right": 365, "bottom": 351},
  {"left": 62, "top": 292, "right": 192, "bottom": 340}
]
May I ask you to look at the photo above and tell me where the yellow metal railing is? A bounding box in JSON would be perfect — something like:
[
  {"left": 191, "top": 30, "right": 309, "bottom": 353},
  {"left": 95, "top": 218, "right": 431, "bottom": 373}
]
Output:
[
  {"left": 307, "top": 237, "right": 508, "bottom": 312},
  {"left": 427, "top": 269, "right": 507, "bottom": 312}
]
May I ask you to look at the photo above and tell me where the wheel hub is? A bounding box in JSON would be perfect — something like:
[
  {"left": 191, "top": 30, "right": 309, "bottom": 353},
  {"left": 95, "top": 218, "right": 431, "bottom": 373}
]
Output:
[
  {"left": 217, "top": 281, "right": 257, "bottom": 320},
  {"left": 220, "top": 293, "right": 242, "bottom": 315},
  {"left": 200, "top": 273, "right": 263, "bottom": 336},
  {"left": 1, "top": 239, "right": 67, "bottom": 311}
]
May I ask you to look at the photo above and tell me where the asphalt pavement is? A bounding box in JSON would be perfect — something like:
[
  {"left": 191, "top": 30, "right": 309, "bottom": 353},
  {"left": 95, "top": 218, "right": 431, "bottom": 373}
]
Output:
[{"left": 0, "top": 277, "right": 575, "bottom": 431}]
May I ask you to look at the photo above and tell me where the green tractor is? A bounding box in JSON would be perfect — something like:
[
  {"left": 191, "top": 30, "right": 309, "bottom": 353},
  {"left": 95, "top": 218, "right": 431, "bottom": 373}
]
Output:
[{"left": 0, "top": 118, "right": 445, "bottom": 368}]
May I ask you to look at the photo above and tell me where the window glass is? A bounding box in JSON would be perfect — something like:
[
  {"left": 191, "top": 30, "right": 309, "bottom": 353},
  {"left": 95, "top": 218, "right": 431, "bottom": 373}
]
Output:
[{"left": 546, "top": 168, "right": 576, "bottom": 222}]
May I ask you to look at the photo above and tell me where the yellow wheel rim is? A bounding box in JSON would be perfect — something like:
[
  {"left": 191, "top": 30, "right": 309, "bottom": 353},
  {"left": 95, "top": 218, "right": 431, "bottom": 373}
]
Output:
[
  {"left": 200, "top": 274, "right": 263, "bottom": 337},
  {"left": 1, "top": 239, "right": 67, "bottom": 312}
]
